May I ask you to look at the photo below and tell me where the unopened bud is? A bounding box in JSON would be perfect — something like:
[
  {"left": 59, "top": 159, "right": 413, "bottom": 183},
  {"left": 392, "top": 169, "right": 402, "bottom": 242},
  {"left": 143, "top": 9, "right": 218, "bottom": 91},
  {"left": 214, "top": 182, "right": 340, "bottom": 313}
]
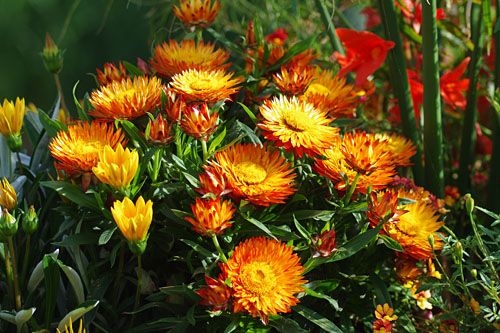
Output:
[
  {"left": 22, "top": 205, "right": 38, "bottom": 235},
  {"left": 6, "top": 133, "right": 22, "bottom": 153},
  {"left": 471, "top": 269, "right": 477, "bottom": 279},
  {"left": 0, "top": 208, "right": 18, "bottom": 237},
  {"left": 453, "top": 241, "right": 463, "bottom": 264},
  {"left": 127, "top": 237, "right": 148, "bottom": 256},
  {"left": 465, "top": 193, "right": 474, "bottom": 214},
  {"left": 428, "top": 234, "right": 434, "bottom": 248},
  {"left": 41, "top": 32, "right": 65, "bottom": 74}
]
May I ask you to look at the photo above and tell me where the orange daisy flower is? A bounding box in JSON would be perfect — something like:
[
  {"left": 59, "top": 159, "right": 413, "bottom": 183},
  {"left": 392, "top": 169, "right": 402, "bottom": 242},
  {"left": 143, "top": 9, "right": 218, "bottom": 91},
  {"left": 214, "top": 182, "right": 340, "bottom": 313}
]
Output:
[
  {"left": 375, "top": 133, "right": 416, "bottom": 167},
  {"left": 96, "top": 62, "right": 128, "bottom": 86},
  {"left": 170, "top": 69, "right": 244, "bottom": 103},
  {"left": 185, "top": 197, "right": 234, "bottom": 236},
  {"left": 173, "top": 0, "right": 221, "bottom": 29},
  {"left": 300, "top": 68, "right": 358, "bottom": 118},
  {"left": 150, "top": 39, "right": 230, "bottom": 78},
  {"left": 49, "top": 121, "right": 126, "bottom": 176},
  {"left": 221, "top": 236, "right": 307, "bottom": 325},
  {"left": 273, "top": 65, "right": 315, "bottom": 96},
  {"left": 89, "top": 76, "right": 164, "bottom": 121},
  {"left": 207, "top": 143, "right": 296, "bottom": 206},
  {"left": 180, "top": 103, "right": 218, "bottom": 140},
  {"left": 257, "top": 95, "right": 340, "bottom": 157}
]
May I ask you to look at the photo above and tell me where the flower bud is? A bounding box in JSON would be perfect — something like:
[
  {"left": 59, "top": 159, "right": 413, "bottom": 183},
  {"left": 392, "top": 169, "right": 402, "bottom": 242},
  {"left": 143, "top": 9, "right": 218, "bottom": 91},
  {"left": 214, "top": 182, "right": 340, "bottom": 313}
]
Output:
[
  {"left": 0, "top": 208, "right": 18, "bottom": 237},
  {"left": 428, "top": 234, "right": 434, "bottom": 248},
  {"left": 127, "top": 237, "right": 148, "bottom": 256},
  {"left": 6, "top": 133, "right": 23, "bottom": 152},
  {"left": 471, "top": 269, "right": 477, "bottom": 279},
  {"left": 465, "top": 193, "right": 474, "bottom": 214},
  {"left": 22, "top": 205, "right": 38, "bottom": 235},
  {"left": 453, "top": 241, "right": 463, "bottom": 264},
  {"left": 41, "top": 32, "right": 65, "bottom": 74}
]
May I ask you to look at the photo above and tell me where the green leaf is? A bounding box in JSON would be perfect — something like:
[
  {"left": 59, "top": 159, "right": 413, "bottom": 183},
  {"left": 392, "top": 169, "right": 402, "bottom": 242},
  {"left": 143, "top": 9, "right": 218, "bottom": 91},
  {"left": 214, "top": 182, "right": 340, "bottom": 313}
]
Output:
[
  {"left": 15, "top": 307, "right": 36, "bottom": 332},
  {"left": 117, "top": 119, "right": 148, "bottom": 149},
  {"left": 57, "top": 300, "right": 99, "bottom": 333},
  {"left": 99, "top": 227, "right": 117, "bottom": 245},
  {"left": 72, "top": 81, "right": 89, "bottom": 122},
  {"left": 370, "top": 274, "right": 392, "bottom": 307},
  {"left": 58, "top": 262, "right": 85, "bottom": 305},
  {"left": 275, "top": 210, "right": 334, "bottom": 222},
  {"left": 268, "top": 36, "right": 316, "bottom": 71},
  {"left": 483, "top": 0, "right": 492, "bottom": 37},
  {"left": 209, "top": 127, "right": 226, "bottom": 154},
  {"left": 182, "top": 172, "right": 201, "bottom": 188},
  {"left": 293, "top": 214, "right": 311, "bottom": 240},
  {"left": 27, "top": 250, "right": 59, "bottom": 294},
  {"left": 476, "top": 206, "right": 499, "bottom": 220},
  {"left": 245, "top": 216, "right": 277, "bottom": 240},
  {"left": 52, "top": 233, "right": 99, "bottom": 247},
  {"left": 303, "top": 287, "right": 340, "bottom": 311},
  {"left": 294, "top": 304, "right": 342, "bottom": 333},
  {"left": 379, "top": 235, "right": 404, "bottom": 252},
  {"left": 38, "top": 109, "right": 67, "bottom": 138},
  {"left": 186, "top": 305, "right": 196, "bottom": 326},
  {"left": 270, "top": 316, "right": 308, "bottom": 333},
  {"left": 180, "top": 239, "right": 214, "bottom": 258},
  {"left": 122, "top": 61, "right": 143, "bottom": 77},
  {"left": 43, "top": 254, "right": 60, "bottom": 329},
  {"left": 41, "top": 181, "right": 99, "bottom": 210},
  {"left": 238, "top": 102, "right": 259, "bottom": 125}
]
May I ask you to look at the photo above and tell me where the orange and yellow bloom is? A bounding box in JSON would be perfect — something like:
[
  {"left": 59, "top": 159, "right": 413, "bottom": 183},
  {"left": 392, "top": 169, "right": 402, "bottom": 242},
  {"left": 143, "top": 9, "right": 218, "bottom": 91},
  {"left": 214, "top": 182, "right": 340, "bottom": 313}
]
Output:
[
  {"left": 0, "top": 98, "right": 27, "bottom": 137},
  {"left": 92, "top": 145, "right": 139, "bottom": 190},
  {"left": 173, "top": 0, "right": 221, "bottom": 29},
  {"left": 96, "top": 62, "right": 128, "bottom": 86},
  {"left": 196, "top": 274, "right": 231, "bottom": 312},
  {"left": 273, "top": 65, "right": 315, "bottom": 96},
  {"left": 0, "top": 178, "right": 17, "bottom": 211},
  {"left": 185, "top": 197, "right": 234, "bottom": 236},
  {"left": 180, "top": 103, "right": 218, "bottom": 140},
  {"left": 221, "top": 236, "right": 307, "bottom": 325},
  {"left": 111, "top": 196, "right": 153, "bottom": 249}
]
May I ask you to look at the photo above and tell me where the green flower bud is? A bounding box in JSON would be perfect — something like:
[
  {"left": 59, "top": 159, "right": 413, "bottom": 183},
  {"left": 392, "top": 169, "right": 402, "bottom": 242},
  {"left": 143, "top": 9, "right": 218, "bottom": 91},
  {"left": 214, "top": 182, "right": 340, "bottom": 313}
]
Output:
[
  {"left": 428, "top": 234, "right": 434, "bottom": 248},
  {"left": 471, "top": 269, "right": 477, "bottom": 279},
  {"left": 22, "top": 205, "right": 38, "bottom": 235},
  {"left": 0, "top": 208, "right": 18, "bottom": 237},
  {"left": 127, "top": 236, "right": 148, "bottom": 256},
  {"left": 6, "top": 133, "right": 23, "bottom": 153},
  {"left": 465, "top": 193, "right": 474, "bottom": 214},
  {"left": 453, "top": 241, "right": 463, "bottom": 264},
  {"left": 41, "top": 32, "right": 65, "bottom": 74}
]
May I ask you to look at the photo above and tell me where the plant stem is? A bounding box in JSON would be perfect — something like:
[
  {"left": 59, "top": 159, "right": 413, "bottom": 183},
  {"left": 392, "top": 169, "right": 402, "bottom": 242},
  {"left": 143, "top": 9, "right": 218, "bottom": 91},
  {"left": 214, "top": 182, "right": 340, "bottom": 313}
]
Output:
[
  {"left": 378, "top": 0, "right": 424, "bottom": 186},
  {"left": 422, "top": 0, "right": 444, "bottom": 198},
  {"left": 211, "top": 234, "right": 227, "bottom": 263},
  {"left": 131, "top": 254, "right": 142, "bottom": 328},
  {"left": 53, "top": 73, "right": 69, "bottom": 121},
  {"left": 175, "top": 126, "right": 183, "bottom": 158},
  {"left": 8, "top": 236, "right": 21, "bottom": 310},
  {"left": 20, "top": 234, "right": 30, "bottom": 286},
  {"left": 16, "top": 152, "right": 23, "bottom": 176},
  {"left": 314, "top": 0, "right": 344, "bottom": 55},
  {"left": 201, "top": 139, "right": 208, "bottom": 163},
  {"left": 344, "top": 172, "right": 360, "bottom": 206},
  {"left": 112, "top": 240, "right": 125, "bottom": 308},
  {"left": 3, "top": 242, "right": 14, "bottom": 307}
]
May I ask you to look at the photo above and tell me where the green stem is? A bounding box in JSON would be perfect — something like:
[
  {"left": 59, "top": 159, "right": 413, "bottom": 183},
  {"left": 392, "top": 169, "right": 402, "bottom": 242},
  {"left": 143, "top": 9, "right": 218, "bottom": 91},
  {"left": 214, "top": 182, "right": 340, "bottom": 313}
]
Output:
[
  {"left": 151, "top": 148, "right": 162, "bottom": 182},
  {"left": 314, "top": 0, "right": 344, "bottom": 55},
  {"left": 112, "top": 240, "right": 125, "bottom": 308},
  {"left": 422, "top": 0, "right": 444, "bottom": 198},
  {"left": 458, "top": 3, "right": 484, "bottom": 194},
  {"left": 211, "top": 234, "right": 227, "bottom": 263},
  {"left": 344, "top": 172, "right": 360, "bottom": 206},
  {"left": 20, "top": 234, "right": 30, "bottom": 286},
  {"left": 16, "top": 151, "right": 23, "bottom": 176},
  {"left": 8, "top": 150, "right": 12, "bottom": 178},
  {"left": 3, "top": 242, "right": 14, "bottom": 307},
  {"left": 201, "top": 139, "right": 208, "bottom": 163},
  {"left": 175, "top": 126, "right": 183, "bottom": 158},
  {"left": 53, "top": 73, "right": 69, "bottom": 121},
  {"left": 335, "top": 10, "right": 355, "bottom": 31},
  {"left": 378, "top": 0, "right": 425, "bottom": 186},
  {"left": 8, "top": 236, "right": 21, "bottom": 311},
  {"left": 131, "top": 254, "right": 142, "bottom": 328}
]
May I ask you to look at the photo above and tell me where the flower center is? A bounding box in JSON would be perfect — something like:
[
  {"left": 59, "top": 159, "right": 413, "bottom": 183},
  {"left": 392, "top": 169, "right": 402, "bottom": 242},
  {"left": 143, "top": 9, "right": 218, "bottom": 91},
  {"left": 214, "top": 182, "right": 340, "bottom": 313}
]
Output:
[
  {"left": 393, "top": 208, "right": 418, "bottom": 236},
  {"left": 78, "top": 139, "right": 106, "bottom": 156},
  {"left": 306, "top": 83, "right": 330, "bottom": 96},
  {"left": 189, "top": 77, "right": 213, "bottom": 91},
  {"left": 283, "top": 109, "right": 314, "bottom": 132},
  {"left": 240, "top": 261, "right": 277, "bottom": 296},
  {"left": 234, "top": 161, "right": 267, "bottom": 185},
  {"left": 117, "top": 89, "right": 136, "bottom": 101}
]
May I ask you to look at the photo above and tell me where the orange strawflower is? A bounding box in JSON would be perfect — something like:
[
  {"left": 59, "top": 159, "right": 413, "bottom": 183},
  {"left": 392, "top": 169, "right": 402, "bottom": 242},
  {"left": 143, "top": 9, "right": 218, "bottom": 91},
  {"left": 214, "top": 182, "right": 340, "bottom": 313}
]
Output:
[
  {"left": 273, "top": 65, "right": 315, "bottom": 96},
  {"left": 150, "top": 39, "right": 229, "bottom": 78},
  {"left": 367, "top": 190, "right": 407, "bottom": 226},
  {"left": 49, "top": 121, "right": 126, "bottom": 177},
  {"left": 180, "top": 103, "right": 218, "bottom": 140},
  {"left": 334, "top": 28, "right": 395, "bottom": 86},
  {"left": 89, "top": 76, "right": 164, "bottom": 121},
  {"left": 147, "top": 113, "right": 174, "bottom": 146},
  {"left": 196, "top": 166, "right": 229, "bottom": 197},
  {"left": 96, "top": 62, "right": 128, "bottom": 86},
  {"left": 257, "top": 95, "right": 340, "bottom": 157},
  {"left": 163, "top": 92, "right": 186, "bottom": 123},
  {"left": 374, "top": 133, "right": 416, "bottom": 167},
  {"left": 207, "top": 143, "right": 296, "bottom": 206},
  {"left": 170, "top": 69, "right": 243, "bottom": 103},
  {"left": 221, "top": 236, "right": 307, "bottom": 325},
  {"left": 185, "top": 197, "right": 234, "bottom": 236},
  {"left": 173, "top": 0, "right": 221, "bottom": 29},
  {"left": 196, "top": 274, "right": 231, "bottom": 312},
  {"left": 300, "top": 68, "right": 357, "bottom": 118}
]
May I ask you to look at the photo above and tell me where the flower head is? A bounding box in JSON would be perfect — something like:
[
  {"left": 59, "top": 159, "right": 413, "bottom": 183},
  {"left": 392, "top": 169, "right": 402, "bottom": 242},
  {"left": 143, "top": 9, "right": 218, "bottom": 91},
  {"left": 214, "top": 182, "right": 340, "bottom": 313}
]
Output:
[
  {"left": 111, "top": 196, "right": 153, "bottom": 254},
  {"left": 173, "top": 0, "right": 221, "bottom": 29},
  {"left": 49, "top": 121, "right": 126, "bottom": 177},
  {"left": 196, "top": 166, "right": 230, "bottom": 197},
  {"left": 151, "top": 39, "right": 229, "bottom": 78},
  {"left": 42, "top": 32, "right": 64, "bottom": 74},
  {"left": 147, "top": 113, "right": 174, "bottom": 146},
  {"left": 373, "top": 303, "right": 397, "bottom": 332},
  {"left": 207, "top": 143, "right": 296, "bottom": 206},
  {"left": 0, "top": 98, "right": 27, "bottom": 137},
  {"left": 374, "top": 133, "right": 416, "bottom": 167},
  {"left": 273, "top": 65, "right": 315, "bottom": 96},
  {"left": 92, "top": 145, "right": 139, "bottom": 190},
  {"left": 257, "top": 95, "right": 339, "bottom": 157},
  {"left": 89, "top": 76, "right": 164, "bottom": 121},
  {"left": 180, "top": 103, "right": 218, "bottom": 140},
  {"left": 266, "top": 28, "right": 288, "bottom": 46},
  {"left": 186, "top": 197, "right": 234, "bottom": 236},
  {"left": 196, "top": 274, "right": 231, "bottom": 312},
  {"left": 96, "top": 61, "right": 128, "bottom": 86},
  {"left": 311, "top": 229, "right": 337, "bottom": 258},
  {"left": 367, "top": 190, "right": 407, "bottom": 226},
  {"left": 221, "top": 236, "right": 307, "bottom": 325},
  {"left": 334, "top": 28, "right": 395, "bottom": 86},
  {"left": 0, "top": 178, "right": 17, "bottom": 212},
  {"left": 170, "top": 69, "right": 243, "bottom": 103},
  {"left": 440, "top": 57, "right": 470, "bottom": 110}
]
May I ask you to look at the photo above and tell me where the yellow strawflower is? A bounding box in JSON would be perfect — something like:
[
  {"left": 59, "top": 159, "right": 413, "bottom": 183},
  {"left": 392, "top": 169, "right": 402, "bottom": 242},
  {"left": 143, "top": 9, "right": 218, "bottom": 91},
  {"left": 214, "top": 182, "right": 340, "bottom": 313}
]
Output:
[
  {"left": 0, "top": 178, "right": 17, "bottom": 211},
  {"left": 92, "top": 145, "right": 139, "bottom": 190},
  {"left": 0, "top": 98, "right": 27, "bottom": 152}
]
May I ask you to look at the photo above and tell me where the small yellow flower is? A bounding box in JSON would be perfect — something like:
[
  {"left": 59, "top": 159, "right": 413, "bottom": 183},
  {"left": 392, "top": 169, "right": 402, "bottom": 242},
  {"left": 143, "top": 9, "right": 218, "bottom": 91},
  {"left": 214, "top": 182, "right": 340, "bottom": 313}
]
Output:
[
  {"left": 92, "top": 145, "right": 139, "bottom": 190},
  {"left": 57, "top": 318, "right": 86, "bottom": 333},
  {"left": 0, "top": 178, "right": 17, "bottom": 211},
  {"left": 0, "top": 98, "right": 27, "bottom": 137},
  {"left": 111, "top": 196, "right": 153, "bottom": 243}
]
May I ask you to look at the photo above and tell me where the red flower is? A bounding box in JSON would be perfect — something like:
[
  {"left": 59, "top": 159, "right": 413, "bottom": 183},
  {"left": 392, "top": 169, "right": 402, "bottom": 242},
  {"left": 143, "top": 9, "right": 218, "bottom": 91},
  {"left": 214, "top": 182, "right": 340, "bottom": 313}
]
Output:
[
  {"left": 266, "top": 28, "right": 288, "bottom": 45},
  {"left": 395, "top": 0, "right": 446, "bottom": 33},
  {"left": 440, "top": 57, "right": 470, "bottom": 110},
  {"left": 311, "top": 229, "right": 337, "bottom": 258},
  {"left": 475, "top": 122, "right": 492, "bottom": 155},
  {"left": 334, "top": 28, "right": 395, "bottom": 86},
  {"left": 196, "top": 274, "right": 231, "bottom": 312},
  {"left": 361, "top": 7, "right": 381, "bottom": 29}
]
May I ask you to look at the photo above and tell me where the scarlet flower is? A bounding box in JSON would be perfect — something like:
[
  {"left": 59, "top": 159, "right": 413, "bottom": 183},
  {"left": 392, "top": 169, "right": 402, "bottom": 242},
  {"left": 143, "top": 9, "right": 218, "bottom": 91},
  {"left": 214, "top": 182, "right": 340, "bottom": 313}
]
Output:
[
  {"left": 311, "top": 229, "right": 337, "bottom": 258},
  {"left": 96, "top": 62, "right": 128, "bottom": 86},
  {"left": 361, "top": 7, "right": 381, "bottom": 29},
  {"left": 196, "top": 166, "right": 230, "bottom": 197},
  {"left": 367, "top": 190, "right": 407, "bottom": 227},
  {"left": 196, "top": 274, "right": 231, "bottom": 312},
  {"left": 395, "top": 0, "right": 446, "bottom": 34},
  {"left": 147, "top": 113, "right": 174, "bottom": 146},
  {"left": 440, "top": 57, "right": 470, "bottom": 110},
  {"left": 334, "top": 28, "right": 395, "bottom": 86},
  {"left": 265, "top": 28, "right": 288, "bottom": 45},
  {"left": 185, "top": 197, "right": 234, "bottom": 236}
]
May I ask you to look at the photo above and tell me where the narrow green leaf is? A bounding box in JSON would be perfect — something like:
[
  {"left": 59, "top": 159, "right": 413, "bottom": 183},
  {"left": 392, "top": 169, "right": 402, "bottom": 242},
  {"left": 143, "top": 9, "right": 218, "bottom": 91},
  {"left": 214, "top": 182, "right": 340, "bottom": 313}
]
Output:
[
  {"left": 294, "top": 304, "right": 342, "bottom": 333},
  {"left": 38, "top": 109, "right": 67, "bottom": 138},
  {"left": 41, "top": 181, "right": 99, "bottom": 210},
  {"left": 99, "top": 227, "right": 117, "bottom": 245},
  {"left": 370, "top": 274, "right": 392, "bottom": 307},
  {"left": 182, "top": 172, "right": 201, "bottom": 188},
  {"left": 180, "top": 239, "right": 214, "bottom": 258},
  {"left": 245, "top": 216, "right": 277, "bottom": 240},
  {"left": 43, "top": 255, "right": 60, "bottom": 329},
  {"left": 122, "top": 61, "right": 143, "bottom": 77},
  {"left": 303, "top": 287, "right": 340, "bottom": 311},
  {"left": 52, "top": 233, "right": 99, "bottom": 247},
  {"left": 238, "top": 102, "right": 259, "bottom": 125},
  {"left": 483, "top": 0, "right": 492, "bottom": 37},
  {"left": 57, "top": 300, "right": 99, "bottom": 333},
  {"left": 379, "top": 235, "right": 404, "bottom": 252},
  {"left": 293, "top": 214, "right": 311, "bottom": 240},
  {"left": 117, "top": 119, "right": 148, "bottom": 149},
  {"left": 208, "top": 127, "right": 226, "bottom": 154},
  {"left": 72, "top": 81, "right": 89, "bottom": 122}
]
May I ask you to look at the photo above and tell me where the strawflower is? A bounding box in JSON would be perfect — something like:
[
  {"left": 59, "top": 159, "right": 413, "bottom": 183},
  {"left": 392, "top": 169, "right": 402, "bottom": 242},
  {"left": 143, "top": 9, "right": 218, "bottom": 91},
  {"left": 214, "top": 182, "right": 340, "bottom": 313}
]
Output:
[
  {"left": 96, "top": 61, "right": 128, "bottom": 86},
  {"left": 147, "top": 113, "right": 174, "bottom": 146},
  {"left": 374, "top": 133, "right": 416, "bottom": 167},
  {"left": 273, "top": 65, "right": 315, "bottom": 96},
  {"left": 180, "top": 103, "right": 218, "bottom": 140},
  {"left": 196, "top": 274, "right": 231, "bottom": 312},
  {"left": 311, "top": 229, "right": 337, "bottom": 258},
  {"left": 0, "top": 178, "right": 17, "bottom": 211},
  {"left": 0, "top": 97, "right": 27, "bottom": 152},
  {"left": 173, "top": 0, "right": 221, "bottom": 29},
  {"left": 89, "top": 76, "right": 164, "bottom": 121},
  {"left": 221, "top": 236, "right": 307, "bottom": 325},
  {"left": 196, "top": 166, "right": 230, "bottom": 197},
  {"left": 186, "top": 197, "right": 234, "bottom": 236},
  {"left": 92, "top": 145, "right": 139, "bottom": 191}
]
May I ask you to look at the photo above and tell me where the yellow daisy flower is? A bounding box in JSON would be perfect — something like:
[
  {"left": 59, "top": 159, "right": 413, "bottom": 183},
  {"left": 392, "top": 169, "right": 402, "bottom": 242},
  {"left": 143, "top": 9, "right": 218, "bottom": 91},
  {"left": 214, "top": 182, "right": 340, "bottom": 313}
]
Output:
[
  {"left": 150, "top": 39, "right": 229, "bottom": 78},
  {"left": 257, "top": 95, "right": 339, "bottom": 157},
  {"left": 0, "top": 178, "right": 17, "bottom": 211},
  {"left": 0, "top": 97, "right": 27, "bottom": 137},
  {"left": 221, "top": 236, "right": 307, "bottom": 325},
  {"left": 111, "top": 196, "right": 153, "bottom": 243},
  {"left": 173, "top": 0, "right": 221, "bottom": 29},
  {"left": 92, "top": 145, "right": 139, "bottom": 190},
  {"left": 170, "top": 68, "right": 243, "bottom": 103},
  {"left": 89, "top": 76, "right": 164, "bottom": 121},
  {"left": 207, "top": 143, "right": 296, "bottom": 206}
]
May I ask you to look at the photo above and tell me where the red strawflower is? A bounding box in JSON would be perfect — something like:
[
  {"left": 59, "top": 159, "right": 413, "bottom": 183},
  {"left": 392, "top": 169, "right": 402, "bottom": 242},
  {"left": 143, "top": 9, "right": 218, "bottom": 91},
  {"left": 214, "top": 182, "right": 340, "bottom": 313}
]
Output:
[
  {"left": 311, "top": 229, "right": 337, "bottom": 258},
  {"left": 196, "top": 274, "right": 231, "bottom": 312}
]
